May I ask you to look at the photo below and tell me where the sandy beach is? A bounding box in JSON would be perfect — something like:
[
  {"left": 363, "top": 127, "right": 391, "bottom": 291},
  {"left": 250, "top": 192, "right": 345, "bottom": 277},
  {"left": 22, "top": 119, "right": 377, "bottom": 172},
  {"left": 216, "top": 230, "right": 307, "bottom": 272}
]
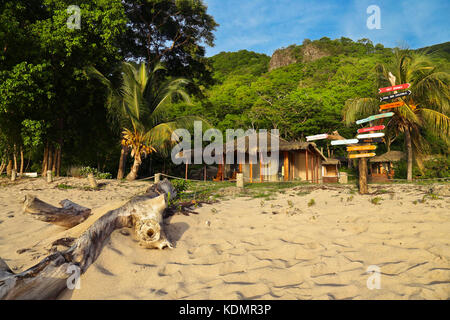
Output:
[{"left": 0, "top": 177, "right": 449, "bottom": 300}]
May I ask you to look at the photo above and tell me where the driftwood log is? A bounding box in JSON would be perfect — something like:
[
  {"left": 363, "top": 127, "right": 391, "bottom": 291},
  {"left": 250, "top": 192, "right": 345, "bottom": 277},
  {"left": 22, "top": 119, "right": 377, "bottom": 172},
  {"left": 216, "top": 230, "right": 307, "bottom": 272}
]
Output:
[
  {"left": 0, "top": 179, "right": 176, "bottom": 300},
  {"left": 23, "top": 195, "right": 92, "bottom": 228}
]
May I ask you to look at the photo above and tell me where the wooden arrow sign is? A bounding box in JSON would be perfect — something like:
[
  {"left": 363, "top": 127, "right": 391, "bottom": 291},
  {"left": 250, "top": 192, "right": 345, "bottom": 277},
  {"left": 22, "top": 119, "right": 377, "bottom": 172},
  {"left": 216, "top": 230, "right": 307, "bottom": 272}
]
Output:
[
  {"left": 306, "top": 134, "right": 328, "bottom": 141},
  {"left": 356, "top": 112, "right": 394, "bottom": 125},
  {"left": 357, "top": 125, "right": 385, "bottom": 134},
  {"left": 331, "top": 139, "right": 359, "bottom": 146},
  {"left": 380, "top": 90, "right": 411, "bottom": 102},
  {"left": 380, "top": 101, "right": 404, "bottom": 110},
  {"left": 349, "top": 153, "right": 376, "bottom": 159},
  {"left": 357, "top": 133, "right": 385, "bottom": 139},
  {"left": 378, "top": 83, "right": 410, "bottom": 94},
  {"left": 359, "top": 138, "right": 384, "bottom": 144},
  {"left": 347, "top": 145, "right": 377, "bottom": 152}
]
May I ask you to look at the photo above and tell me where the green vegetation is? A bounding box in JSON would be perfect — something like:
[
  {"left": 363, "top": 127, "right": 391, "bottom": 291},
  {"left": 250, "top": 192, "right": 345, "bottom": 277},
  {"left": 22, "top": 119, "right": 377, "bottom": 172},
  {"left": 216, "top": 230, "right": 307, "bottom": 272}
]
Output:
[
  {"left": 344, "top": 49, "right": 450, "bottom": 181},
  {"left": 0, "top": 1, "right": 448, "bottom": 182},
  {"left": 370, "top": 197, "right": 382, "bottom": 205},
  {"left": 308, "top": 199, "right": 316, "bottom": 207}
]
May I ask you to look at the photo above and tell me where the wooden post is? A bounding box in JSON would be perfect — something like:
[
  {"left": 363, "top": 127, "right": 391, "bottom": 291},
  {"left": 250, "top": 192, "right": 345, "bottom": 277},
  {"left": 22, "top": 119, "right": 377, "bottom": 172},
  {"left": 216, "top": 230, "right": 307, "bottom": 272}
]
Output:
[
  {"left": 249, "top": 162, "right": 253, "bottom": 183},
  {"left": 185, "top": 163, "right": 188, "bottom": 181},
  {"left": 87, "top": 173, "right": 97, "bottom": 188},
  {"left": 47, "top": 170, "right": 53, "bottom": 183},
  {"left": 236, "top": 173, "right": 244, "bottom": 188},
  {"left": 11, "top": 169, "right": 16, "bottom": 182},
  {"left": 283, "top": 151, "right": 289, "bottom": 181},
  {"left": 155, "top": 173, "right": 161, "bottom": 183},
  {"left": 305, "top": 150, "right": 309, "bottom": 182},
  {"left": 260, "top": 153, "right": 263, "bottom": 182},
  {"left": 204, "top": 164, "right": 207, "bottom": 182},
  {"left": 359, "top": 158, "right": 368, "bottom": 194}
]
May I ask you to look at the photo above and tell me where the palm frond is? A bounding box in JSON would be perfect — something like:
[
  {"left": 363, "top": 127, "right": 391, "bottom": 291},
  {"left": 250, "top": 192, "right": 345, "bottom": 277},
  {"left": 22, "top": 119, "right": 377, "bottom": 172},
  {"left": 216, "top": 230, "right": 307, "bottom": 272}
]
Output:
[
  {"left": 343, "top": 98, "right": 379, "bottom": 125},
  {"left": 420, "top": 108, "right": 450, "bottom": 144}
]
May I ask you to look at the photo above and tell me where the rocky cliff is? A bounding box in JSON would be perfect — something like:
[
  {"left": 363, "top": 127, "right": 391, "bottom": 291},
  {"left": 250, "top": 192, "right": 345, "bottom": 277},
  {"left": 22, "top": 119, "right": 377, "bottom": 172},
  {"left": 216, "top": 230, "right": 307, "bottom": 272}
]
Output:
[{"left": 268, "top": 43, "right": 330, "bottom": 71}]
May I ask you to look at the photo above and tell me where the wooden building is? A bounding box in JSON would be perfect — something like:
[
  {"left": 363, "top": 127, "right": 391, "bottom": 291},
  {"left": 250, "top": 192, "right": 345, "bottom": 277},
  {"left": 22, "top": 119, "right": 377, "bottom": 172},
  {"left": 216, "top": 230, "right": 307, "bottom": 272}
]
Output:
[
  {"left": 222, "top": 133, "right": 327, "bottom": 183},
  {"left": 369, "top": 151, "right": 405, "bottom": 182},
  {"left": 322, "top": 158, "right": 340, "bottom": 183}
]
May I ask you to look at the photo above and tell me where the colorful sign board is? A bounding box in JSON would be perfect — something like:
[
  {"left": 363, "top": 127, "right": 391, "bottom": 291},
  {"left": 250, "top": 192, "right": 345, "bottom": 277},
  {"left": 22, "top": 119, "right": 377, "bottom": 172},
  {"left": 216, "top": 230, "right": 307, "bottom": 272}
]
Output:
[
  {"left": 347, "top": 145, "right": 377, "bottom": 152},
  {"left": 306, "top": 134, "right": 328, "bottom": 141},
  {"left": 380, "top": 90, "right": 411, "bottom": 102},
  {"left": 348, "top": 153, "right": 376, "bottom": 159},
  {"left": 378, "top": 83, "right": 410, "bottom": 94},
  {"left": 356, "top": 112, "right": 394, "bottom": 125},
  {"left": 357, "top": 125, "right": 385, "bottom": 134},
  {"left": 331, "top": 139, "right": 359, "bottom": 146},
  {"left": 357, "top": 133, "right": 385, "bottom": 139},
  {"left": 380, "top": 101, "right": 404, "bottom": 110},
  {"left": 359, "top": 138, "right": 384, "bottom": 144}
]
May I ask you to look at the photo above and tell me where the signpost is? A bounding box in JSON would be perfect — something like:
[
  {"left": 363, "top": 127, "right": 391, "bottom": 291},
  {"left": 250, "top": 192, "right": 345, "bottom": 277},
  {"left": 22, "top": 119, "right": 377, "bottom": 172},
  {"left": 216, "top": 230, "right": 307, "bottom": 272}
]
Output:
[
  {"left": 306, "top": 134, "right": 328, "bottom": 142},
  {"left": 380, "top": 90, "right": 411, "bottom": 102},
  {"left": 359, "top": 138, "right": 384, "bottom": 144},
  {"left": 357, "top": 133, "right": 385, "bottom": 139},
  {"left": 379, "top": 101, "right": 404, "bottom": 110},
  {"left": 356, "top": 112, "right": 394, "bottom": 125},
  {"left": 331, "top": 139, "right": 359, "bottom": 146},
  {"left": 347, "top": 145, "right": 376, "bottom": 152},
  {"left": 348, "top": 153, "right": 376, "bottom": 159},
  {"left": 378, "top": 83, "right": 410, "bottom": 94},
  {"left": 357, "top": 125, "right": 385, "bottom": 134}
]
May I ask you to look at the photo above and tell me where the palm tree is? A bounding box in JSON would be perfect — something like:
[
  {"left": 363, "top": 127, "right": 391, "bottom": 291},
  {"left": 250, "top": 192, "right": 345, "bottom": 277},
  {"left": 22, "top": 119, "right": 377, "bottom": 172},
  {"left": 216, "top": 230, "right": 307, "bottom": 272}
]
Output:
[
  {"left": 344, "top": 49, "right": 449, "bottom": 181},
  {"left": 88, "top": 61, "right": 194, "bottom": 180}
]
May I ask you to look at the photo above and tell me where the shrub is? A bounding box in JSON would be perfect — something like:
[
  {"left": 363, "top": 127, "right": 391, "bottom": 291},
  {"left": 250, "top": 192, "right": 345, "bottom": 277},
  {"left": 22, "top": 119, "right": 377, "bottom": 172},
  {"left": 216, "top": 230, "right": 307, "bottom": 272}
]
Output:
[
  {"left": 78, "top": 166, "right": 112, "bottom": 179},
  {"left": 171, "top": 179, "right": 191, "bottom": 194}
]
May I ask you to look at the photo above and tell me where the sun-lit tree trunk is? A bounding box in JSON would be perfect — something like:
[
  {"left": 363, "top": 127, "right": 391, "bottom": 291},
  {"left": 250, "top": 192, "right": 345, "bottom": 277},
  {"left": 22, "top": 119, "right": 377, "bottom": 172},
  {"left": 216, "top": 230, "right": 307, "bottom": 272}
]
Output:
[
  {"left": 7, "top": 159, "right": 12, "bottom": 176},
  {"left": 0, "top": 160, "right": 6, "bottom": 176},
  {"left": 404, "top": 127, "right": 413, "bottom": 181},
  {"left": 13, "top": 145, "right": 17, "bottom": 171},
  {"left": 52, "top": 148, "right": 57, "bottom": 174},
  {"left": 47, "top": 147, "right": 53, "bottom": 175},
  {"left": 19, "top": 148, "right": 24, "bottom": 176},
  {"left": 117, "top": 145, "right": 128, "bottom": 180},
  {"left": 126, "top": 152, "right": 141, "bottom": 181},
  {"left": 42, "top": 143, "right": 49, "bottom": 175}
]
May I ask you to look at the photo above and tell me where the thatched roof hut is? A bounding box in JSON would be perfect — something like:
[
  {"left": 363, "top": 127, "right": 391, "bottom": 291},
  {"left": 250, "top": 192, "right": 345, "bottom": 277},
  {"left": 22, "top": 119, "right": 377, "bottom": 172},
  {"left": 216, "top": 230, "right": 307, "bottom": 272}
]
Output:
[
  {"left": 224, "top": 132, "right": 326, "bottom": 160},
  {"left": 370, "top": 151, "right": 405, "bottom": 163}
]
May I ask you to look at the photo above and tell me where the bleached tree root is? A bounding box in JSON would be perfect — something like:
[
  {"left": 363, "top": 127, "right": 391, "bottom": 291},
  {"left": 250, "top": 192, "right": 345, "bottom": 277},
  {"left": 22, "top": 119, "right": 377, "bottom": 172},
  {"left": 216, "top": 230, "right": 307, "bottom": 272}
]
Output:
[
  {"left": 23, "top": 195, "right": 92, "bottom": 228},
  {"left": 0, "top": 179, "right": 176, "bottom": 300}
]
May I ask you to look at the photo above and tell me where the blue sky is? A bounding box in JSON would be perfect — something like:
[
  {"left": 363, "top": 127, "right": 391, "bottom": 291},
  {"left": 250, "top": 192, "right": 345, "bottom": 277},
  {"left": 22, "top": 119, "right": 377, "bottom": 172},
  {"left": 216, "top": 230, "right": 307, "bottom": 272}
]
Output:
[{"left": 203, "top": 0, "right": 450, "bottom": 56}]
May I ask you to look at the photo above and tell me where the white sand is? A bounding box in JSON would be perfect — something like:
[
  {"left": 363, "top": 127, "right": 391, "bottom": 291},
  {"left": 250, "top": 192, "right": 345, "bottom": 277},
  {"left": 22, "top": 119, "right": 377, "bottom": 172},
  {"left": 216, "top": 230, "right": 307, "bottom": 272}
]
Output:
[{"left": 0, "top": 177, "right": 449, "bottom": 300}]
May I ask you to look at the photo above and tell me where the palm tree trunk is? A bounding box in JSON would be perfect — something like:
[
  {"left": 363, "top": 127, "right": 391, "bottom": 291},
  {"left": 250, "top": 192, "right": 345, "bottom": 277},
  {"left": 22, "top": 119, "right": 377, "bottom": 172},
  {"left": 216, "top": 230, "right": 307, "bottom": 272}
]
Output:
[
  {"left": 405, "top": 127, "right": 413, "bottom": 181},
  {"left": 126, "top": 154, "right": 141, "bottom": 181},
  {"left": 117, "top": 145, "right": 128, "bottom": 180}
]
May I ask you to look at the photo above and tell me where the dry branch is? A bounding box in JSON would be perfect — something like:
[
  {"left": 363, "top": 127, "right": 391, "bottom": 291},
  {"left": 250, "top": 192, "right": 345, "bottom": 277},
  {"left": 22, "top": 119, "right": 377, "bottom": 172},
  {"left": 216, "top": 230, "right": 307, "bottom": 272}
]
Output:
[
  {"left": 23, "top": 195, "right": 91, "bottom": 228},
  {"left": 0, "top": 179, "right": 176, "bottom": 300}
]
